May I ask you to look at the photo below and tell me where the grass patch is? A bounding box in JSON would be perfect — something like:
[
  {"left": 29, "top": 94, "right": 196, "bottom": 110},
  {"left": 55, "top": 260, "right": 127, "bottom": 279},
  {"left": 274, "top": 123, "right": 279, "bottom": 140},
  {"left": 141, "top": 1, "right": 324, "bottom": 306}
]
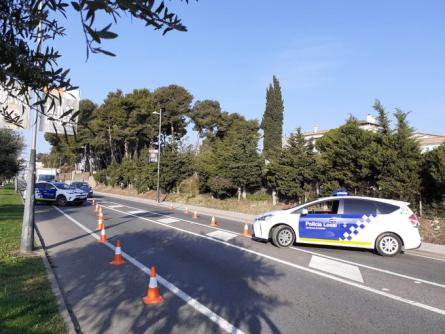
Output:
[{"left": 0, "top": 186, "right": 67, "bottom": 334}]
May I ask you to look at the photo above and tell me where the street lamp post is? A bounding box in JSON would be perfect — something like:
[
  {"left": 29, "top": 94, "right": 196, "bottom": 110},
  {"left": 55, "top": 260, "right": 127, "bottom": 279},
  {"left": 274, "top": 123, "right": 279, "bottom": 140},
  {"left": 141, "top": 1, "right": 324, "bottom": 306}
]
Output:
[
  {"left": 153, "top": 109, "right": 162, "bottom": 203},
  {"left": 20, "top": 2, "right": 43, "bottom": 254}
]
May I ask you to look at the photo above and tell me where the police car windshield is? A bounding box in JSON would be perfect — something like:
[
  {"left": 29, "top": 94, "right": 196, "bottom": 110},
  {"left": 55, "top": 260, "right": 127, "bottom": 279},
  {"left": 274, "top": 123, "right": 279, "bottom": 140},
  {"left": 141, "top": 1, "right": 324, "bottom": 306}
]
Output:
[
  {"left": 71, "top": 182, "right": 88, "bottom": 187},
  {"left": 53, "top": 182, "right": 70, "bottom": 190}
]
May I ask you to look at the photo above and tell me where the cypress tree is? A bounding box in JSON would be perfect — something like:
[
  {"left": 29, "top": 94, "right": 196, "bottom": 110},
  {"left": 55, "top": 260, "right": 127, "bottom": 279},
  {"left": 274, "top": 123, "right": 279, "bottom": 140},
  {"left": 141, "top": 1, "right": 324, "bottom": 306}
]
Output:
[{"left": 261, "top": 75, "right": 284, "bottom": 161}]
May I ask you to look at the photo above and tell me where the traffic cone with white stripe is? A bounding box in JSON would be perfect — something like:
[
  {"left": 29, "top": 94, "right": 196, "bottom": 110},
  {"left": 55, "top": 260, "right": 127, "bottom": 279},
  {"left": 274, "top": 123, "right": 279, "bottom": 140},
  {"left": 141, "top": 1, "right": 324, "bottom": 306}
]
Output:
[
  {"left": 92, "top": 198, "right": 96, "bottom": 206},
  {"left": 96, "top": 206, "right": 103, "bottom": 219},
  {"left": 242, "top": 224, "right": 251, "bottom": 237},
  {"left": 192, "top": 211, "right": 198, "bottom": 219},
  {"left": 210, "top": 216, "right": 218, "bottom": 227},
  {"left": 95, "top": 203, "right": 99, "bottom": 212},
  {"left": 143, "top": 266, "right": 164, "bottom": 305},
  {"left": 96, "top": 214, "right": 104, "bottom": 230},
  {"left": 184, "top": 207, "right": 189, "bottom": 214},
  {"left": 110, "top": 240, "right": 126, "bottom": 265},
  {"left": 98, "top": 224, "right": 107, "bottom": 243}
]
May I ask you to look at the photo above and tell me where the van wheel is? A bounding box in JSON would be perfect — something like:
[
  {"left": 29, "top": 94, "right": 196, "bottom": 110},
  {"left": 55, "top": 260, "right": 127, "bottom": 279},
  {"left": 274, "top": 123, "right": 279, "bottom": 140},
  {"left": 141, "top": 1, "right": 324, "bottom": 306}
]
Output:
[
  {"left": 56, "top": 195, "right": 67, "bottom": 207},
  {"left": 271, "top": 225, "right": 295, "bottom": 248},
  {"left": 376, "top": 233, "right": 402, "bottom": 256}
]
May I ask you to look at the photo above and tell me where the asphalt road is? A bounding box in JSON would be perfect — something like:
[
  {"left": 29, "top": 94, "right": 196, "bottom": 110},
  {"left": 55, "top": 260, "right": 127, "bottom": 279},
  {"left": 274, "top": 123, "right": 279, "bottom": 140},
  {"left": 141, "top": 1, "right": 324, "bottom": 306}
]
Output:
[{"left": 35, "top": 194, "right": 445, "bottom": 334}]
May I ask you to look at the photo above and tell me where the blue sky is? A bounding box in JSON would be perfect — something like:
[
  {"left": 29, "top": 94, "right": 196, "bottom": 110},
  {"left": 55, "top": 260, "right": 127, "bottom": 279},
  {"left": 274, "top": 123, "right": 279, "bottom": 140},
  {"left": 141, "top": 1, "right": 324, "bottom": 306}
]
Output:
[{"left": 22, "top": 0, "right": 445, "bottom": 153}]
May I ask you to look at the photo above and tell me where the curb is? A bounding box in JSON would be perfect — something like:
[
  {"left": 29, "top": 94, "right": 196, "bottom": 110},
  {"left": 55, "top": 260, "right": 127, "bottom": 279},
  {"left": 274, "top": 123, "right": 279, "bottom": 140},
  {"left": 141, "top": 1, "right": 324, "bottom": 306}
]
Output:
[{"left": 34, "top": 227, "right": 82, "bottom": 334}]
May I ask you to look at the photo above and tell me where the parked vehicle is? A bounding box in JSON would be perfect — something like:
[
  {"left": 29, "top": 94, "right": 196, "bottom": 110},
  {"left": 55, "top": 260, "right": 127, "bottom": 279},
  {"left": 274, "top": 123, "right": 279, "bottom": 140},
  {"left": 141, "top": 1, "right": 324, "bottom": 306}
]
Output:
[
  {"left": 253, "top": 194, "right": 421, "bottom": 256},
  {"left": 35, "top": 181, "right": 87, "bottom": 206},
  {"left": 36, "top": 168, "right": 58, "bottom": 182},
  {"left": 70, "top": 181, "right": 93, "bottom": 198}
]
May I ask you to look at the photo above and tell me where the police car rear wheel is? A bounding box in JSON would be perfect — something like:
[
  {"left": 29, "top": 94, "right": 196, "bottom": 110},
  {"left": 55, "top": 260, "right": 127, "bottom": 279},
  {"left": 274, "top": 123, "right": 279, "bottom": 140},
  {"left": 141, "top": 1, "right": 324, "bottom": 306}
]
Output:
[
  {"left": 272, "top": 225, "right": 295, "bottom": 248},
  {"left": 56, "top": 195, "right": 67, "bottom": 207},
  {"left": 376, "top": 233, "right": 402, "bottom": 256}
]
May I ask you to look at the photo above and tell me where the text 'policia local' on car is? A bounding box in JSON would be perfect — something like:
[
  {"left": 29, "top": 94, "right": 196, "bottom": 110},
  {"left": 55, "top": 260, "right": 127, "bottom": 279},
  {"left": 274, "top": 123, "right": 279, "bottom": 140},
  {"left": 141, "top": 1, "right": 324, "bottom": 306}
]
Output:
[
  {"left": 35, "top": 181, "right": 87, "bottom": 206},
  {"left": 253, "top": 192, "right": 421, "bottom": 256}
]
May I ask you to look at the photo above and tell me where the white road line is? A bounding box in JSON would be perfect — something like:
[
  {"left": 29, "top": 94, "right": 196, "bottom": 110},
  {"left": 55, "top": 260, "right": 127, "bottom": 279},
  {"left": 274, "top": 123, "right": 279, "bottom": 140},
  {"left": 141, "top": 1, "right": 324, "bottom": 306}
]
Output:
[
  {"left": 309, "top": 255, "right": 364, "bottom": 283},
  {"left": 108, "top": 205, "right": 125, "bottom": 208},
  {"left": 405, "top": 252, "right": 445, "bottom": 263},
  {"left": 127, "top": 210, "right": 147, "bottom": 215},
  {"left": 104, "top": 205, "right": 445, "bottom": 317},
  {"left": 290, "top": 247, "right": 445, "bottom": 289},
  {"left": 207, "top": 230, "right": 238, "bottom": 242},
  {"left": 52, "top": 206, "right": 244, "bottom": 334},
  {"left": 157, "top": 218, "right": 180, "bottom": 224},
  {"left": 100, "top": 199, "right": 445, "bottom": 290}
]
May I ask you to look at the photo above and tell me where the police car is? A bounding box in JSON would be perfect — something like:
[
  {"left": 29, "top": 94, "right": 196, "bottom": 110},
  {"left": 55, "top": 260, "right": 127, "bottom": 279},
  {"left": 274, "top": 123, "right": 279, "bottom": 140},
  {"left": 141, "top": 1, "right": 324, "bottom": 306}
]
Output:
[
  {"left": 35, "top": 181, "right": 87, "bottom": 206},
  {"left": 253, "top": 193, "right": 421, "bottom": 256}
]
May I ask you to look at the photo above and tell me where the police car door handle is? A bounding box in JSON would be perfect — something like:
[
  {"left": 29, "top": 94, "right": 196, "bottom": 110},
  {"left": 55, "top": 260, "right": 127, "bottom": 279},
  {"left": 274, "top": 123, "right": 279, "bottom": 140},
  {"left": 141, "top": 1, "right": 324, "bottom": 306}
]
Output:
[{"left": 329, "top": 218, "right": 337, "bottom": 223}]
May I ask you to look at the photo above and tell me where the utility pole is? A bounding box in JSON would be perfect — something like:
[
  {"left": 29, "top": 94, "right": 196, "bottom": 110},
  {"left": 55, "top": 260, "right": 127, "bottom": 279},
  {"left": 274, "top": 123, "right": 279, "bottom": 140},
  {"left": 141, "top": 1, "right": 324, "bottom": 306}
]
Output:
[
  {"left": 153, "top": 109, "right": 162, "bottom": 203},
  {"left": 20, "top": 2, "right": 43, "bottom": 254}
]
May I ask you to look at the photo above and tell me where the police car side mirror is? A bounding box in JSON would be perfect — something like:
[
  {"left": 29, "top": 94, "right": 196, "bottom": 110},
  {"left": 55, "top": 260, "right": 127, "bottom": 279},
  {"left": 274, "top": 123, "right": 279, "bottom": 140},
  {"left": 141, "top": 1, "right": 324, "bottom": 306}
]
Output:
[{"left": 301, "top": 208, "right": 308, "bottom": 216}]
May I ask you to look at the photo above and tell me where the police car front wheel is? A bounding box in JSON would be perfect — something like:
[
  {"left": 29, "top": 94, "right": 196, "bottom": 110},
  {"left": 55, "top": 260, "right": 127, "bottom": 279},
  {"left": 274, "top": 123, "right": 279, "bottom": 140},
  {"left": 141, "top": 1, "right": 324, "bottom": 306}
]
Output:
[
  {"left": 56, "top": 195, "right": 67, "bottom": 207},
  {"left": 376, "top": 233, "right": 402, "bottom": 257},
  {"left": 271, "top": 225, "right": 295, "bottom": 248}
]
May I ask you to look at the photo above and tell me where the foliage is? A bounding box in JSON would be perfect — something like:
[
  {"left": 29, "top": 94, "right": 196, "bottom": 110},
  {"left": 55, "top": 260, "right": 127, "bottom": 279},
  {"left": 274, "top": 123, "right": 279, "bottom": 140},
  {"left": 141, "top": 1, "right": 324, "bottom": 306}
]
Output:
[
  {"left": 266, "top": 128, "right": 316, "bottom": 203},
  {"left": 0, "top": 128, "right": 24, "bottom": 180},
  {"left": 421, "top": 145, "right": 445, "bottom": 215},
  {"left": 261, "top": 75, "right": 284, "bottom": 161},
  {"left": 0, "top": 0, "right": 190, "bottom": 127},
  {"left": 196, "top": 115, "right": 263, "bottom": 198},
  {"left": 316, "top": 117, "right": 375, "bottom": 195}
]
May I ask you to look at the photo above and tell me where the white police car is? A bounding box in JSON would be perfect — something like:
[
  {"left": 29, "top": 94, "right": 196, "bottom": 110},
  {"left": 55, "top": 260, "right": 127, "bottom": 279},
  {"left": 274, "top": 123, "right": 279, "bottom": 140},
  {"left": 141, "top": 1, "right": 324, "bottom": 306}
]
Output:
[
  {"left": 253, "top": 194, "right": 421, "bottom": 256},
  {"left": 35, "top": 181, "right": 87, "bottom": 206}
]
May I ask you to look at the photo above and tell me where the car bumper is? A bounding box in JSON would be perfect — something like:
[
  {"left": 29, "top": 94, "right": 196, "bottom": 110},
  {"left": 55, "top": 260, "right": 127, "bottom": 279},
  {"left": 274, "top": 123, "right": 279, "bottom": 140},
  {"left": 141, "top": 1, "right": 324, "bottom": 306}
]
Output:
[{"left": 253, "top": 221, "right": 268, "bottom": 240}]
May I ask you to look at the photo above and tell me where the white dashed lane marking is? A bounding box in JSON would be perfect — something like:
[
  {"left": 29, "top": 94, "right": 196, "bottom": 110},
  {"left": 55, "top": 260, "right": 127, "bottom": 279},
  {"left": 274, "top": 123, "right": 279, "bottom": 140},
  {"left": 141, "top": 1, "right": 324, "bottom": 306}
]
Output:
[
  {"left": 206, "top": 230, "right": 238, "bottom": 242},
  {"left": 127, "top": 210, "right": 147, "bottom": 215},
  {"left": 158, "top": 217, "right": 180, "bottom": 224},
  {"left": 108, "top": 205, "right": 125, "bottom": 208},
  {"left": 309, "top": 255, "right": 364, "bottom": 283}
]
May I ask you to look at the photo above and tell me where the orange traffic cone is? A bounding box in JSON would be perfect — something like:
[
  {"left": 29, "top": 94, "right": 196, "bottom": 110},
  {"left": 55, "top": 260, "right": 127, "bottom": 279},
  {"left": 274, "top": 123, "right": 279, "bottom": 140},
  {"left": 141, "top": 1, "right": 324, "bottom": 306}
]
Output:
[
  {"left": 110, "top": 240, "right": 126, "bottom": 265},
  {"left": 192, "top": 211, "right": 198, "bottom": 219},
  {"left": 184, "top": 207, "right": 189, "bottom": 214},
  {"left": 242, "top": 224, "right": 251, "bottom": 237},
  {"left": 95, "top": 203, "right": 99, "bottom": 212},
  {"left": 96, "top": 206, "right": 103, "bottom": 219},
  {"left": 92, "top": 198, "right": 96, "bottom": 206},
  {"left": 143, "top": 266, "right": 164, "bottom": 305},
  {"left": 170, "top": 203, "right": 174, "bottom": 209},
  {"left": 98, "top": 224, "right": 107, "bottom": 243},
  {"left": 210, "top": 216, "right": 218, "bottom": 227},
  {"left": 96, "top": 215, "right": 104, "bottom": 230}
]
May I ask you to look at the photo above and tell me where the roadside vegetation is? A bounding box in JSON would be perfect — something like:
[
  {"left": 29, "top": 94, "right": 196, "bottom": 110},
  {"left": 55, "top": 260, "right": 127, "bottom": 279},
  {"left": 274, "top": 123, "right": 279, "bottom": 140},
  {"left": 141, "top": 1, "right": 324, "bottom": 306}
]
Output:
[
  {"left": 0, "top": 185, "right": 66, "bottom": 334},
  {"left": 39, "top": 80, "right": 444, "bottom": 216}
]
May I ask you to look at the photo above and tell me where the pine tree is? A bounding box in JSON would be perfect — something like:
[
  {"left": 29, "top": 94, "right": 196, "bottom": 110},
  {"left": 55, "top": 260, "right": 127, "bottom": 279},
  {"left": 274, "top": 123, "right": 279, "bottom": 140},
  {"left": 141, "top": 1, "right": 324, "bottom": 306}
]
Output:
[
  {"left": 261, "top": 75, "right": 284, "bottom": 161},
  {"left": 266, "top": 128, "right": 316, "bottom": 203}
]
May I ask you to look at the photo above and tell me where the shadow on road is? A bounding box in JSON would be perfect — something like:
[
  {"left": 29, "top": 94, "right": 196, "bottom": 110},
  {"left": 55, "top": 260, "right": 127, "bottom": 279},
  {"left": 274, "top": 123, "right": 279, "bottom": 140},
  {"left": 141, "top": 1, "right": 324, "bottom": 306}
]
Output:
[{"left": 48, "top": 225, "right": 289, "bottom": 334}]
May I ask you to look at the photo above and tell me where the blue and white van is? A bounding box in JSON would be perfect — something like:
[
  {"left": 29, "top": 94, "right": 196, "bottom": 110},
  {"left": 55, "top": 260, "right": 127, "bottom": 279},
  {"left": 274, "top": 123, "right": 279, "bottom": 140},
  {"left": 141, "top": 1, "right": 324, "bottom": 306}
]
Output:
[{"left": 253, "top": 195, "right": 421, "bottom": 256}]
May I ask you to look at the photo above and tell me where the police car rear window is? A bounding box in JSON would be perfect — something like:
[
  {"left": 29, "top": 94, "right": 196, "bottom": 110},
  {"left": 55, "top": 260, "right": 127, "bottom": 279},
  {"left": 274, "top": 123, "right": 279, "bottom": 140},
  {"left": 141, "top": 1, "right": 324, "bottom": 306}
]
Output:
[
  {"left": 343, "top": 199, "right": 377, "bottom": 215},
  {"left": 343, "top": 199, "right": 399, "bottom": 215},
  {"left": 375, "top": 202, "right": 399, "bottom": 214}
]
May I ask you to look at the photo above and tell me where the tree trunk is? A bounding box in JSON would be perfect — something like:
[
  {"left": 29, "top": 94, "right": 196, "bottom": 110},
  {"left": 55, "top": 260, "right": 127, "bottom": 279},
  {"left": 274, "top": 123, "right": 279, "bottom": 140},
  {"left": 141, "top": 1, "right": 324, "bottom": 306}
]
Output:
[
  {"left": 242, "top": 186, "right": 247, "bottom": 200},
  {"left": 124, "top": 140, "right": 129, "bottom": 159},
  {"left": 237, "top": 187, "right": 241, "bottom": 201},
  {"left": 272, "top": 190, "right": 277, "bottom": 206},
  {"left": 108, "top": 126, "right": 115, "bottom": 161}
]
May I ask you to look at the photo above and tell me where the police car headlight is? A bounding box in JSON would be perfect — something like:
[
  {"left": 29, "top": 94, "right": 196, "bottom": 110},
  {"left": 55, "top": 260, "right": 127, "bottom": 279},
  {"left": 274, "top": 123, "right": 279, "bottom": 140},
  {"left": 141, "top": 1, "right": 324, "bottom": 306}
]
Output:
[{"left": 255, "top": 214, "right": 273, "bottom": 221}]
